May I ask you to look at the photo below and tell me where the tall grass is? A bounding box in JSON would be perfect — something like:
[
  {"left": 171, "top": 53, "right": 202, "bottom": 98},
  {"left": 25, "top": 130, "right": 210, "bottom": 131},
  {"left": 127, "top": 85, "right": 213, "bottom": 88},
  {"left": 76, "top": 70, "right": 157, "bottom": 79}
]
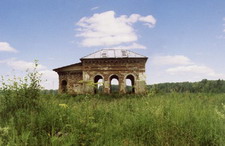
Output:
[
  {"left": 0, "top": 65, "right": 225, "bottom": 145},
  {"left": 1, "top": 93, "right": 225, "bottom": 145}
]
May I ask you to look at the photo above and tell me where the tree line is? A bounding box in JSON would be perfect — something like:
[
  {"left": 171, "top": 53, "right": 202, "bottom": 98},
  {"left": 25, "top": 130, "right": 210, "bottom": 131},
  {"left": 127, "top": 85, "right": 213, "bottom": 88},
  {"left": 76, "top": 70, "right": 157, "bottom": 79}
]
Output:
[{"left": 148, "top": 79, "right": 225, "bottom": 93}]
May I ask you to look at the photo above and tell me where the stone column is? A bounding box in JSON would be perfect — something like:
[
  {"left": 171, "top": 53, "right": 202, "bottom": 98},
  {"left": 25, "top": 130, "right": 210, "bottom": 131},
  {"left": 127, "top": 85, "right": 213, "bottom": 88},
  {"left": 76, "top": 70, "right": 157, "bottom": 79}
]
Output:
[
  {"left": 119, "top": 78, "right": 126, "bottom": 94},
  {"left": 103, "top": 80, "right": 110, "bottom": 94},
  {"left": 82, "top": 72, "right": 93, "bottom": 94},
  {"left": 136, "top": 73, "right": 147, "bottom": 94}
]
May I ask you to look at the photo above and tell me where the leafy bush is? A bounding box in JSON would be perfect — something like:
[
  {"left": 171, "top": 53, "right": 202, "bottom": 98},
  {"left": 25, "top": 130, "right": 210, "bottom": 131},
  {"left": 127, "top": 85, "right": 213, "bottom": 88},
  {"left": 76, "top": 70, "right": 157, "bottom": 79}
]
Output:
[
  {"left": 0, "top": 61, "right": 42, "bottom": 145},
  {"left": 0, "top": 61, "right": 42, "bottom": 122}
]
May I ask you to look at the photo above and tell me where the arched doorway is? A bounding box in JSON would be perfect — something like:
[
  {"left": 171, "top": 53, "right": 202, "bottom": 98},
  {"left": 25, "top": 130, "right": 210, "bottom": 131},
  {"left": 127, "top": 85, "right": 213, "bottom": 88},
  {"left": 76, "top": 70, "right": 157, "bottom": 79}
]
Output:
[
  {"left": 94, "top": 75, "right": 104, "bottom": 94},
  {"left": 110, "top": 75, "right": 119, "bottom": 93},
  {"left": 126, "top": 75, "right": 135, "bottom": 93},
  {"left": 61, "top": 80, "right": 67, "bottom": 93}
]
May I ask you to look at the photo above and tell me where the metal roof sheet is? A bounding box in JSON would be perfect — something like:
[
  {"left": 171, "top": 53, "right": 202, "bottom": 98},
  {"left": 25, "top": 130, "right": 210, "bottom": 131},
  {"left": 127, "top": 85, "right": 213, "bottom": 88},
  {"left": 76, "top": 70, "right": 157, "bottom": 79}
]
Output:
[{"left": 81, "top": 49, "right": 147, "bottom": 59}]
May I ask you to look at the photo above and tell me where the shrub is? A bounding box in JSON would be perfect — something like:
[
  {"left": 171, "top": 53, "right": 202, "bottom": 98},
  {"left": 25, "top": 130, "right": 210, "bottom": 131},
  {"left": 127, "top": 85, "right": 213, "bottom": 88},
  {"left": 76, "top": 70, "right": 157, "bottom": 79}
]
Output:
[{"left": 0, "top": 61, "right": 42, "bottom": 122}]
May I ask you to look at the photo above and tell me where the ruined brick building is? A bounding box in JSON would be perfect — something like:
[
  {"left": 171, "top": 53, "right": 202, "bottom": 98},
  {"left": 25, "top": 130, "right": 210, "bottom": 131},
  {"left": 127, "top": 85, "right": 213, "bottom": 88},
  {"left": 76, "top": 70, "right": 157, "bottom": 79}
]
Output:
[{"left": 53, "top": 49, "right": 148, "bottom": 94}]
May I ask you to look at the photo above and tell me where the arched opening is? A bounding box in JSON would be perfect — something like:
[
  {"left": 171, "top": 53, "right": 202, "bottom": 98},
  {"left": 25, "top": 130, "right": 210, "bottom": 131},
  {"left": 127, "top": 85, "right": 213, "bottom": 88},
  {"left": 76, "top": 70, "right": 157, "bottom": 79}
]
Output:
[
  {"left": 110, "top": 75, "right": 119, "bottom": 93},
  {"left": 61, "top": 80, "right": 67, "bottom": 93},
  {"left": 94, "top": 75, "right": 104, "bottom": 94},
  {"left": 126, "top": 75, "right": 135, "bottom": 93}
]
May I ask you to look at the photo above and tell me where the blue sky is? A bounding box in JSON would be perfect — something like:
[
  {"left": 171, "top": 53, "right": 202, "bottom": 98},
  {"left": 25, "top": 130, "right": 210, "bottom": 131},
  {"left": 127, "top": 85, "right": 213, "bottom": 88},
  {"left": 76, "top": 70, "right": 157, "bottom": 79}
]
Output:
[{"left": 1, "top": 0, "right": 225, "bottom": 89}]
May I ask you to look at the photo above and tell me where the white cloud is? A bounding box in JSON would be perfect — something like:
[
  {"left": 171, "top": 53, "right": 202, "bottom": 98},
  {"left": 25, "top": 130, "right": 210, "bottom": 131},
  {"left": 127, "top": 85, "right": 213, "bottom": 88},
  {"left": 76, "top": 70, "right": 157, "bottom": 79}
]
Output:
[
  {"left": 1, "top": 59, "right": 46, "bottom": 71},
  {"left": 91, "top": 6, "right": 99, "bottom": 11},
  {"left": 167, "top": 65, "right": 216, "bottom": 76},
  {"left": 76, "top": 11, "right": 156, "bottom": 47},
  {"left": 0, "top": 42, "right": 17, "bottom": 52},
  {"left": 0, "top": 58, "right": 58, "bottom": 89},
  {"left": 148, "top": 55, "right": 225, "bottom": 84},
  {"left": 39, "top": 70, "right": 58, "bottom": 89},
  {"left": 151, "top": 55, "right": 193, "bottom": 66},
  {"left": 103, "top": 43, "right": 146, "bottom": 50},
  {"left": 166, "top": 65, "right": 225, "bottom": 80}
]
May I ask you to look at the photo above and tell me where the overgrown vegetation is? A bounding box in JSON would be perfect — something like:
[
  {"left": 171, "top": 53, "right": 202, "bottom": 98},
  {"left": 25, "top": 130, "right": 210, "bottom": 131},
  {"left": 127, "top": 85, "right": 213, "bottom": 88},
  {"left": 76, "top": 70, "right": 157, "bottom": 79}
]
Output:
[{"left": 0, "top": 64, "right": 225, "bottom": 145}]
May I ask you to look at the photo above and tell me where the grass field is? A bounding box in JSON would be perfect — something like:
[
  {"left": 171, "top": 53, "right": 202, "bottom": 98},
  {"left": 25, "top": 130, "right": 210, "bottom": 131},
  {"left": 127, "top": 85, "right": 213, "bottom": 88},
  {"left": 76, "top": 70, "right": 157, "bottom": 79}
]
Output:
[
  {"left": 0, "top": 68, "right": 225, "bottom": 145},
  {"left": 0, "top": 92, "right": 225, "bottom": 146}
]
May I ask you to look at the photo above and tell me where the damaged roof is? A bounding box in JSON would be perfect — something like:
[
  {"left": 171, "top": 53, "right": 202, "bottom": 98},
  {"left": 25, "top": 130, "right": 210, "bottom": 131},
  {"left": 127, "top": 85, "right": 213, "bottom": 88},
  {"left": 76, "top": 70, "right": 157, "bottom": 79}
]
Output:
[{"left": 81, "top": 49, "right": 147, "bottom": 59}]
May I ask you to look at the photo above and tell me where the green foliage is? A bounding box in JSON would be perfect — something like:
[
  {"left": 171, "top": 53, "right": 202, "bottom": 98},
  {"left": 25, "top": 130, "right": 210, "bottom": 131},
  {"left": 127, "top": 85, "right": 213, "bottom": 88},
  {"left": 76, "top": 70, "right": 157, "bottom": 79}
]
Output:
[
  {"left": 110, "top": 85, "right": 119, "bottom": 93},
  {"left": 0, "top": 60, "right": 42, "bottom": 122},
  {"left": 1, "top": 92, "right": 225, "bottom": 145},
  {"left": 148, "top": 79, "right": 225, "bottom": 93},
  {"left": 0, "top": 61, "right": 43, "bottom": 145}
]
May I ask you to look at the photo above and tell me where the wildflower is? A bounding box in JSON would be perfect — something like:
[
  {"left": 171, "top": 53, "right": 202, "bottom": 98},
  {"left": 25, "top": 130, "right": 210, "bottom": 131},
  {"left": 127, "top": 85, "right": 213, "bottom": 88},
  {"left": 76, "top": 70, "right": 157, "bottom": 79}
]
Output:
[{"left": 59, "top": 103, "right": 68, "bottom": 108}]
